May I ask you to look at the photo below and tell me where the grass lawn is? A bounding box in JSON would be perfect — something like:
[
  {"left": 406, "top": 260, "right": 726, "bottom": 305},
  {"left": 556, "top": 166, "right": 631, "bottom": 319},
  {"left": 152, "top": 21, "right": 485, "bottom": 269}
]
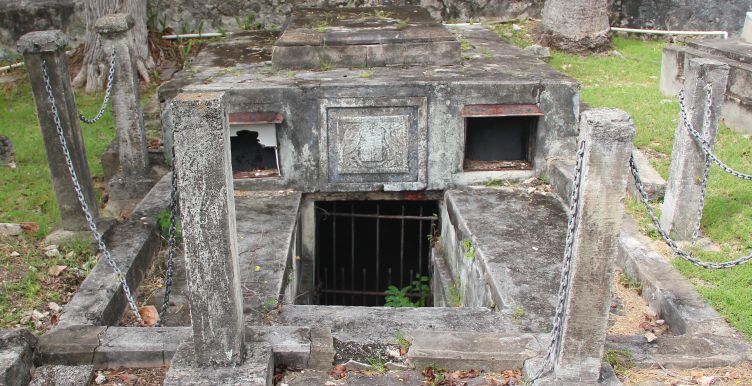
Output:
[
  {"left": 0, "top": 73, "right": 117, "bottom": 332},
  {"left": 510, "top": 29, "right": 752, "bottom": 338}
]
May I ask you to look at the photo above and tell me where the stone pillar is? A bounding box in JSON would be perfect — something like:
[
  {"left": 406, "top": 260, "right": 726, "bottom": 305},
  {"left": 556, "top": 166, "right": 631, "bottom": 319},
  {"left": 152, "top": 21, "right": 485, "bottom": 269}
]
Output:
[
  {"left": 170, "top": 92, "right": 245, "bottom": 366},
  {"left": 742, "top": 12, "right": 752, "bottom": 44},
  {"left": 18, "top": 30, "right": 98, "bottom": 232},
  {"left": 95, "top": 14, "right": 152, "bottom": 201},
  {"left": 538, "top": 109, "right": 635, "bottom": 385},
  {"left": 661, "top": 59, "right": 729, "bottom": 241}
]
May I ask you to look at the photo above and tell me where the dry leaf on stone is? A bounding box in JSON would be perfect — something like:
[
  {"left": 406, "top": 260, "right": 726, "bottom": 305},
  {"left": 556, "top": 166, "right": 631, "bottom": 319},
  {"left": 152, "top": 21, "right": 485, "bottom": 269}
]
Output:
[
  {"left": 139, "top": 305, "right": 159, "bottom": 327},
  {"left": 644, "top": 332, "right": 658, "bottom": 343},
  {"left": 329, "top": 364, "right": 347, "bottom": 379},
  {"left": 21, "top": 222, "right": 39, "bottom": 233},
  {"left": 48, "top": 302, "right": 62, "bottom": 313}
]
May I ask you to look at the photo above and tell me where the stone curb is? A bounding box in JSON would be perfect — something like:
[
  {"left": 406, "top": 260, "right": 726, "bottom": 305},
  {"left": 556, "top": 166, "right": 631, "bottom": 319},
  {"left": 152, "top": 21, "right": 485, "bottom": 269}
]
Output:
[{"left": 56, "top": 173, "right": 172, "bottom": 328}]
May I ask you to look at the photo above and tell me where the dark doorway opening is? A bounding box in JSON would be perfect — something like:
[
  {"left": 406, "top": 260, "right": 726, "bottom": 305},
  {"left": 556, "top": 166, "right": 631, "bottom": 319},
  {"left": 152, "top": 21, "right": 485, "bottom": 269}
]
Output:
[
  {"left": 315, "top": 200, "right": 439, "bottom": 307},
  {"left": 230, "top": 130, "right": 279, "bottom": 178},
  {"left": 463, "top": 116, "right": 537, "bottom": 171}
]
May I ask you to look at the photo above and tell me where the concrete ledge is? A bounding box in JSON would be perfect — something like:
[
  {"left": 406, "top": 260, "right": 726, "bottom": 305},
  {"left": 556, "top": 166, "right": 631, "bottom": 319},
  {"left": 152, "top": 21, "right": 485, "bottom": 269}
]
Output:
[
  {"left": 627, "top": 149, "right": 666, "bottom": 201},
  {"left": 37, "top": 326, "right": 190, "bottom": 368},
  {"left": 606, "top": 334, "right": 752, "bottom": 368},
  {"left": 57, "top": 173, "right": 171, "bottom": 327},
  {"left": 247, "top": 326, "right": 311, "bottom": 370},
  {"left": 406, "top": 331, "right": 543, "bottom": 371},
  {"left": 0, "top": 329, "right": 37, "bottom": 386}
]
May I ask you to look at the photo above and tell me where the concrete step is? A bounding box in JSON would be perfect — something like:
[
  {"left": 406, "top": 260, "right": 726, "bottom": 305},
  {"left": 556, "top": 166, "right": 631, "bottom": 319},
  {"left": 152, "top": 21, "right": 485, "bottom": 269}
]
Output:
[
  {"left": 261, "top": 305, "right": 520, "bottom": 345},
  {"left": 405, "top": 330, "right": 544, "bottom": 371},
  {"left": 688, "top": 38, "right": 752, "bottom": 66},
  {"left": 29, "top": 365, "right": 93, "bottom": 386}
]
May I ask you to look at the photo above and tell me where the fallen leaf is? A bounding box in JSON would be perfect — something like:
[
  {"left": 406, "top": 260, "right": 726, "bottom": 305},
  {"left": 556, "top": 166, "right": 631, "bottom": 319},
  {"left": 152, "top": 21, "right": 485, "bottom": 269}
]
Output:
[
  {"left": 644, "top": 331, "right": 658, "bottom": 343},
  {"left": 20, "top": 222, "right": 39, "bottom": 233},
  {"left": 255, "top": 265, "right": 261, "bottom": 272},
  {"left": 94, "top": 371, "right": 106, "bottom": 384},
  {"left": 49, "top": 313, "right": 59, "bottom": 326},
  {"left": 47, "top": 265, "right": 68, "bottom": 277},
  {"left": 699, "top": 376, "right": 715, "bottom": 385},
  {"left": 139, "top": 305, "right": 159, "bottom": 327},
  {"left": 690, "top": 370, "right": 704, "bottom": 379},
  {"left": 329, "top": 364, "right": 347, "bottom": 380},
  {"left": 399, "top": 346, "right": 408, "bottom": 356}
]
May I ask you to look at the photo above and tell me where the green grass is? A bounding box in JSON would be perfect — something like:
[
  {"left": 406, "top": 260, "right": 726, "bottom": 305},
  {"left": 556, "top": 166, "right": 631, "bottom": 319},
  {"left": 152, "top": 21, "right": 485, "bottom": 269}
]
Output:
[
  {"left": 493, "top": 29, "right": 752, "bottom": 339},
  {"left": 0, "top": 78, "right": 117, "bottom": 236}
]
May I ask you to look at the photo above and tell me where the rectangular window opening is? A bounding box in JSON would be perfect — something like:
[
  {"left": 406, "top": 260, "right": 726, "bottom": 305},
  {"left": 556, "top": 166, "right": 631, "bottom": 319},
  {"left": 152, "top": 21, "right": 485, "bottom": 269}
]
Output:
[
  {"left": 313, "top": 200, "right": 439, "bottom": 307},
  {"left": 462, "top": 105, "right": 540, "bottom": 171},
  {"left": 229, "top": 112, "right": 283, "bottom": 179}
]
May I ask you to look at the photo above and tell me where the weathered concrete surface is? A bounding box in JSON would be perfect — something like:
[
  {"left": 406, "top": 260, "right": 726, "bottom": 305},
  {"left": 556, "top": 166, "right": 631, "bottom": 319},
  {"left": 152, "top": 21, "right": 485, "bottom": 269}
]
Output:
[
  {"left": 407, "top": 331, "right": 544, "bottom": 371},
  {"left": 170, "top": 92, "right": 245, "bottom": 366},
  {"left": 235, "top": 191, "right": 301, "bottom": 315},
  {"left": 247, "top": 326, "right": 311, "bottom": 370},
  {"left": 661, "top": 59, "right": 729, "bottom": 241},
  {"left": 57, "top": 174, "right": 170, "bottom": 328},
  {"left": 627, "top": 149, "right": 666, "bottom": 201},
  {"left": 36, "top": 325, "right": 104, "bottom": 365},
  {"left": 743, "top": 12, "right": 752, "bottom": 43},
  {"left": 261, "top": 305, "right": 519, "bottom": 345},
  {"left": 443, "top": 188, "right": 568, "bottom": 332},
  {"left": 614, "top": 216, "right": 752, "bottom": 368},
  {"left": 610, "top": 0, "right": 750, "bottom": 35},
  {"left": 272, "top": 7, "right": 460, "bottom": 69},
  {"left": 96, "top": 13, "right": 153, "bottom": 202},
  {"left": 0, "top": 329, "right": 36, "bottom": 386},
  {"left": 0, "top": 0, "right": 76, "bottom": 61},
  {"left": 93, "top": 327, "right": 190, "bottom": 368},
  {"left": 308, "top": 327, "right": 335, "bottom": 370},
  {"left": 163, "top": 341, "right": 272, "bottom": 386},
  {"left": 538, "top": 109, "right": 634, "bottom": 385},
  {"left": 29, "top": 365, "right": 93, "bottom": 386},
  {"left": 159, "top": 24, "right": 579, "bottom": 191},
  {"left": 37, "top": 325, "right": 190, "bottom": 368},
  {"left": 18, "top": 30, "right": 99, "bottom": 231},
  {"left": 660, "top": 43, "right": 751, "bottom": 136},
  {"left": 606, "top": 334, "right": 752, "bottom": 369}
]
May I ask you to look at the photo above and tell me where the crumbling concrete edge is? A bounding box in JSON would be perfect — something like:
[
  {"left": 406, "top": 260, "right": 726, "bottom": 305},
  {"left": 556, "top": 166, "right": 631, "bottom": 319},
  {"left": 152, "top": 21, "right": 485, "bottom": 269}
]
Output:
[{"left": 57, "top": 173, "right": 172, "bottom": 328}]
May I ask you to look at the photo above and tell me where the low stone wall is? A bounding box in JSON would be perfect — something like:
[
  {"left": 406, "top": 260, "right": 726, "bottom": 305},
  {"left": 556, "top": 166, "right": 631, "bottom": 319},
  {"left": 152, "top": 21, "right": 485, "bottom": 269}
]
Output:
[{"left": 609, "top": 0, "right": 751, "bottom": 35}]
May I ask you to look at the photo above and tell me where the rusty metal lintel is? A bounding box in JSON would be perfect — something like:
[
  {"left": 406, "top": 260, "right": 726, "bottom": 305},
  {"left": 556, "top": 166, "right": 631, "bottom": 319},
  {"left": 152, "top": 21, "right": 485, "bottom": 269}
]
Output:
[
  {"left": 461, "top": 104, "right": 544, "bottom": 117},
  {"left": 228, "top": 111, "right": 284, "bottom": 124}
]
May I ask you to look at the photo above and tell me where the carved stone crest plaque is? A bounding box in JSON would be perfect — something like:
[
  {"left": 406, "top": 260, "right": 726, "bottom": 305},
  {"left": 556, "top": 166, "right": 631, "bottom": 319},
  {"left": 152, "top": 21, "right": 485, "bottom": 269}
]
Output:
[{"left": 319, "top": 97, "right": 427, "bottom": 191}]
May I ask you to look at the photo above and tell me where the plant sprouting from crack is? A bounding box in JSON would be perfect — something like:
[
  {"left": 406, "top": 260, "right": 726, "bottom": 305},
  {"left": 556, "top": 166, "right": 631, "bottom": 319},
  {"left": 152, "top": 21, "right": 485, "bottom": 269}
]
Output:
[{"left": 462, "top": 239, "right": 475, "bottom": 260}]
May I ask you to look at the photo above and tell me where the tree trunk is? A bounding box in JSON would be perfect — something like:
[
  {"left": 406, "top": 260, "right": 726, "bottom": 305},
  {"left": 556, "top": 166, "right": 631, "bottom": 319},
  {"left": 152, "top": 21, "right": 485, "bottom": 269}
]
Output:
[
  {"left": 541, "top": 0, "right": 611, "bottom": 54},
  {"left": 72, "top": 0, "right": 153, "bottom": 93}
]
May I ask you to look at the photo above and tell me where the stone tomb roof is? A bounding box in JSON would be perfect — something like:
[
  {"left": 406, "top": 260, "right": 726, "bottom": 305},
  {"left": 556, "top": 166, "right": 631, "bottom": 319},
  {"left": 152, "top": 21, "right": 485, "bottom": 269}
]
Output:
[{"left": 271, "top": 6, "right": 461, "bottom": 69}]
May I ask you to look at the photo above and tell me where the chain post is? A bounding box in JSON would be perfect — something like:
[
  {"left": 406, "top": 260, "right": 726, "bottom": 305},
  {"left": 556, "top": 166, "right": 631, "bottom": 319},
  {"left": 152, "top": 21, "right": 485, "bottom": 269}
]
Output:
[
  {"left": 630, "top": 154, "right": 752, "bottom": 269},
  {"left": 41, "top": 60, "right": 143, "bottom": 323}
]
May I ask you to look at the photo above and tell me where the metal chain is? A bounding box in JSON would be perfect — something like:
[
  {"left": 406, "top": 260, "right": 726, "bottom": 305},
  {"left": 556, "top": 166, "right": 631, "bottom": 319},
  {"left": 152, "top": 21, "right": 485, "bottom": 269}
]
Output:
[
  {"left": 531, "top": 140, "right": 586, "bottom": 381},
  {"left": 679, "top": 88, "right": 752, "bottom": 181},
  {"left": 690, "top": 84, "right": 713, "bottom": 245},
  {"left": 78, "top": 48, "right": 116, "bottom": 124},
  {"left": 630, "top": 154, "right": 752, "bottom": 269},
  {"left": 157, "top": 154, "right": 179, "bottom": 327},
  {"left": 41, "top": 59, "right": 143, "bottom": 323}
]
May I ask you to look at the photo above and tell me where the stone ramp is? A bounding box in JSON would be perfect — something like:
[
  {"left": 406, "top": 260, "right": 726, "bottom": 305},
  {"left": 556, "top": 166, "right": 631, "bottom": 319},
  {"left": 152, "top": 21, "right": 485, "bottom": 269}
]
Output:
[
  {"left": 443, "top": 188, "right": 568, "bottom": 333},
  {"left": 235, "top": 190, "right": 301, "bottom": 315}
]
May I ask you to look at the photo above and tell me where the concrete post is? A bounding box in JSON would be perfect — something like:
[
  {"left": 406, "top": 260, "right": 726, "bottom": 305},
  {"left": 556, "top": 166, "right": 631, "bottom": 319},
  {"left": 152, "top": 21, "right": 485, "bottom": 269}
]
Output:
[
  {"left": 742, "top": 12, "right": 752, "bottom": 44},
  {"left": 95, "top": 14, "right": 152, "bottom": 201},
  {"left": 17, "top": 30, "right": 99, "bottom": 232},
  {"left": 661, "top": 59, "right": 729, "bottom": 241},
  {"left": 539, "top": 109, "right": 635, "bottom": 385},
  {"left": 169, "top": 92, "right": 245, "bottom": 366}
]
